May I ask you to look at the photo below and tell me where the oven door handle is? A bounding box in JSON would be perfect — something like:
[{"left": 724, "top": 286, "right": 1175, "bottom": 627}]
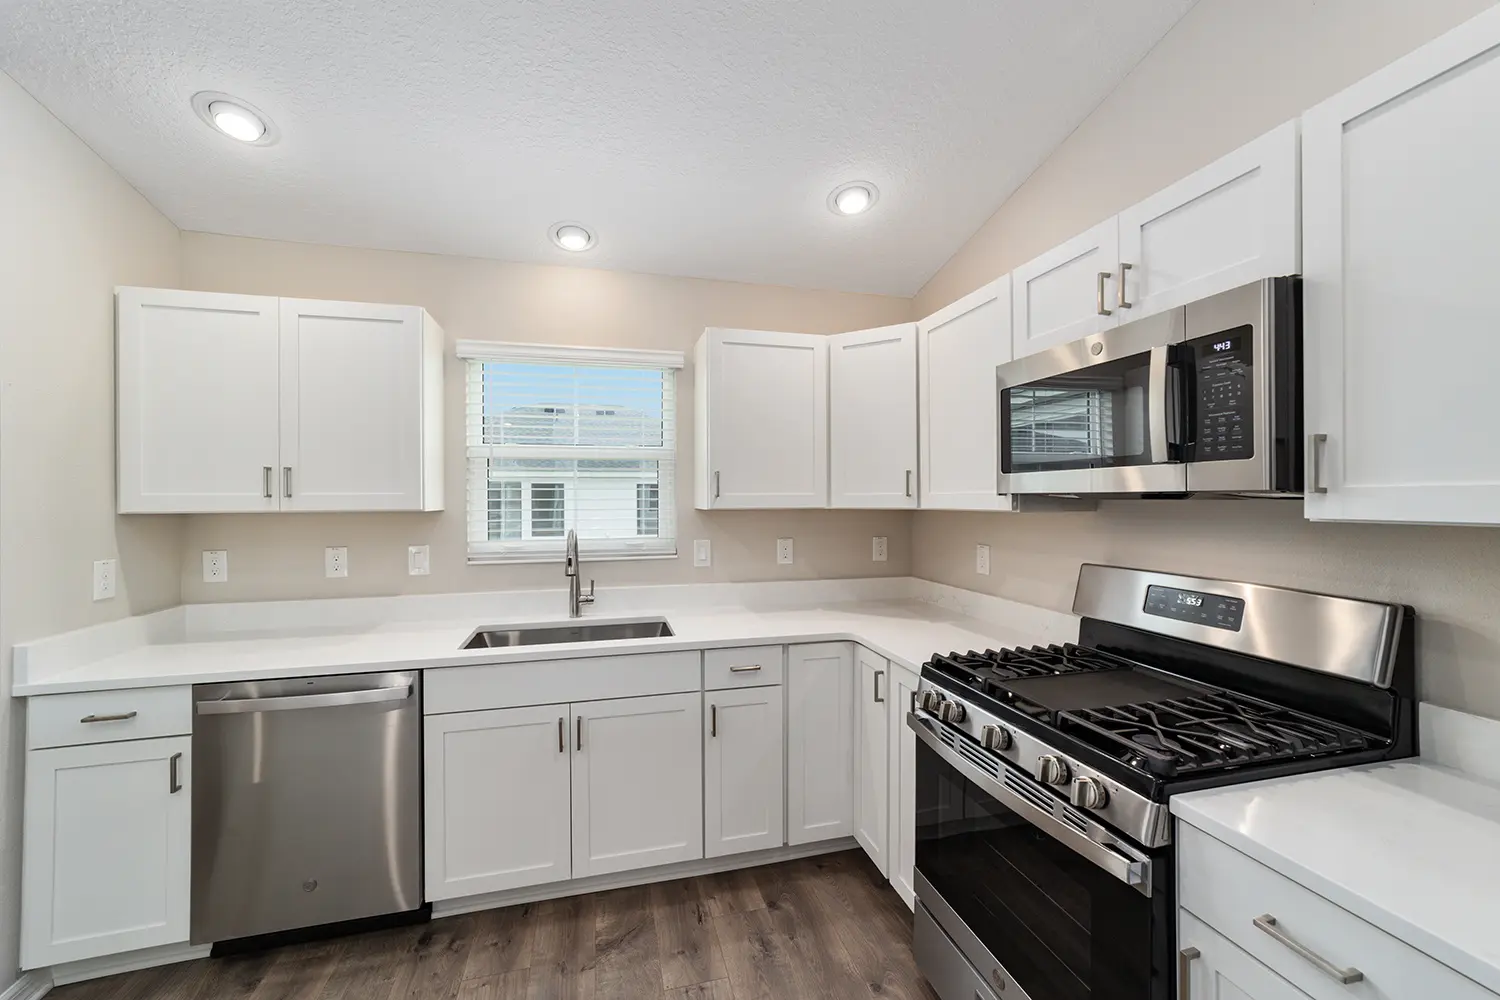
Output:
[{"left": 907, "top": 712, "right": 1152, "bottom": 896}]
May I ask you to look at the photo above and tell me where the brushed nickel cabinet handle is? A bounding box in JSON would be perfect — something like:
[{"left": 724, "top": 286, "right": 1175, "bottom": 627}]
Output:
[
  {"left": 1308, "top": 434, "right": 1329, "bottom": 494},
  {"left": 728, "top": 664, "right": 762, "bottom": 673},
  {"left": 1254, "top": 914, "right": 1363, "bottom": 984},
  {"left": 905, "top": 470, "right": 913, "bottom": 498},
  {"left": 874, "top": 670, "right": 885, "bottom": 703},
  {"left": 1118, "top": 262, "right": 1133, "bottom": 309},
  {"left": 1096, "top": 271, "right": 1113, "bottom": 317},
  {"left": 714, "top": 471, "right": 721, "bottom": 499},
  {"left": 1178, "top": 947, "right": 1200, "bottom": 1000},
  {"left": 282, "top": 466, "right": 293, "bottom": 498},
  {"left": 710, "top": 704, "right": 717, "bottom": 738},
  {"left": 576, "top": 715, "right": 584, "bottom": 751},
  {"left": 263, "top": 466, "right": 273, "bottom": 499},
  {"left": 558, "top": 717, "right": 565, "bottom": 754},
  {"left": 81, "top": 712, "right": 137, "bottom": 724},
  {"left": 169, "top": 752, "right": 182, "bottom": 794}
]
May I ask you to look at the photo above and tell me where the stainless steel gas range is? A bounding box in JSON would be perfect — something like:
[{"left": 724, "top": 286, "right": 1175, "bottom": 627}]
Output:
[{"left": 909, "top": 564, "right": 1416, "bottom": 1000}]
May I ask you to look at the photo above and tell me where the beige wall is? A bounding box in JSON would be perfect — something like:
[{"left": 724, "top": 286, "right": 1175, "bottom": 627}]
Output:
[
  {"left": 177, "top": 233, "right": 914, "bottom": 603},
  {"left": 0, "top": 71, "right": 184, "bottom": 987},
  {"left": 911, "top": 0, "right": 1500, "bottom": 717}
]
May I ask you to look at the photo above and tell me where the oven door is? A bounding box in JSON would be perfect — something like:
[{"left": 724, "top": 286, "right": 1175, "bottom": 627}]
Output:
[
  {"left": 998, "top": 308, "right": 1187, "bottom": 495},
  {"left": 910, "top": 713, "right": 1171, "bottom": 1000}
]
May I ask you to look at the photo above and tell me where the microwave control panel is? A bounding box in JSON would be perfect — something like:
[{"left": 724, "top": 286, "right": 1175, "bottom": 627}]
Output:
[{"left": 1188, "top": 324, "right": 1253, "bottom": 461}]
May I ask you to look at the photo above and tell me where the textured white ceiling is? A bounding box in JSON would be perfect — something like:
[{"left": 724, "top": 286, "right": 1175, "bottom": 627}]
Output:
[{"left": 0, "top": 0, "right": 1196, "bottom": 295}]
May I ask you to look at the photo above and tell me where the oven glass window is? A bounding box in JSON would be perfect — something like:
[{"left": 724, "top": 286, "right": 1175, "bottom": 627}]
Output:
[
  {"left": 1002, "top": 351, "right": 1159, "bottom": 474},
  {"left": 915, "top": 740, "right": 1158, "bottom": 1000}
]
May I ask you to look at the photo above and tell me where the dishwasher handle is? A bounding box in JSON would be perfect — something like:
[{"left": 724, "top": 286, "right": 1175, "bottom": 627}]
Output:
[{"left": 197, "top": 683, "right": 413, "bottom": 715}]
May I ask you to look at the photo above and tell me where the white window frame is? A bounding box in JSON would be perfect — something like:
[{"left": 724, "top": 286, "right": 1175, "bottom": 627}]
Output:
[{"left": 459, "top": 340, "right": 684, "bottom": 564}]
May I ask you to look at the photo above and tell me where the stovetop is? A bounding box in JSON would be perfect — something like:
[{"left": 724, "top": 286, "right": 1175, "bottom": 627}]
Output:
[{"left": 925, "top": 643, "right": 1380, "bottom": 782}]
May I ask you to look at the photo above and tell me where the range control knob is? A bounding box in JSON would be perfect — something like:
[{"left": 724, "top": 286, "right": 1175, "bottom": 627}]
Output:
[
  {"left": 1069, "top": 776, "right": 1109, "bottom": 809},
  {"left": 918, "top": 690, "right": 946, "bottom": 714},
  {"left": 1035, "top": 754, "right": 1071, "bottom": 786},
  {"left": 937, "top": 700, "right": 967, "bottom": 724},
  {"left": 980, "top": 725, "right": 1013, "bottom": 751}
]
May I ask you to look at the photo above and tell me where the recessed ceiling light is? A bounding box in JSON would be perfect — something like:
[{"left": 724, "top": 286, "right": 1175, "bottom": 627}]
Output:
[
  {"left": 829, "top": 181, "right": 879, "bottom": 216},
  {"left": 190, "top": 91, "right": 279, "bottom": 146},
  {"left": 549, "top": 222, "right": 596, "bottom": 252}
]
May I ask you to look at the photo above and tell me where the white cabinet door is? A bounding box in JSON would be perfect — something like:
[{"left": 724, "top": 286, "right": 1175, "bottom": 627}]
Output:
[
  {"left": 423, "top": 705, "right": 572, "bottom": 901},
  {"left": 695, "top": 328, "right": 828, "bottom": 509},
  {"left": 1011, "top": 218, "right": 1121, "bottom": 358},
  {"left": 1179, "top": 910, "right": 1312, "bottom": 1000},
  {"left": 1119, "top": 120, "right": 1300, "bottom": 321},
  {"left": 704, "top": 686, "right": 785, "bottom": 858},
  {"left": 572, "top": 692, "right": 703, "bottom": 877},
  {"left": 829, "top": 324, "right": 918, "bottom": 508},
  {"left": 21, "top": 737, "right": 190, "bottom": 968},
  {"left": 853, "top": 648, "right": 890, "bottom": 875},
  {"left": 918, "top": 276, "right": 1012, "bottom": 511},
  {"left": 1302, "top": 6, "right": 1500, "bottom": 525},
  {"left": 116, "top": 287, "right": 280, "bottom": 513},
  {"left": 786, "top": 642, "right": 855, "bottom": 845},
  {"left": 888, "top": 666, "right": 921, "bottom": 909},
  {"left": 280, "top": 299, "right": 442, "bottom": 512}
]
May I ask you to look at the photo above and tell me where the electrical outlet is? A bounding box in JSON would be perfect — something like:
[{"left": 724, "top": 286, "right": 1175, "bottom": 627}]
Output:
[
  {"left": 325, "top": 546, "right": 349, "bottom": 579},
  {"left": 408, "top": 545, "right": 431, "bottom": 576},
  {"left": 92, "top": 559, "right": 117, "bottom": 601},
  {"left": 776, "top": 538, "right": 794, "bottom": 565},
  {"left": 203, "top": 550, "right": 228, "bottom": 584},
  {"left": 976, "top": 544, "right": 991, "bottom": 576},
  {"left": 693, "top": 539, "right": 712, "bottom": 568},
  {"left": 872, "top": 537, "right": 888, "bottom": 563}
]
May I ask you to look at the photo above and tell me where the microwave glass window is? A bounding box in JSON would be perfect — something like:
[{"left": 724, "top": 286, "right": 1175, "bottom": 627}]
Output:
[{"left": 1003, "top": 352, "right": 1157, "bottom": 473}]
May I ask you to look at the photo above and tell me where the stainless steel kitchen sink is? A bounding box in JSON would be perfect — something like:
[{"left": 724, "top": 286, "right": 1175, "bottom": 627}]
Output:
[{"left": 460, "top": 619, "right": 674, "bottom": 649}]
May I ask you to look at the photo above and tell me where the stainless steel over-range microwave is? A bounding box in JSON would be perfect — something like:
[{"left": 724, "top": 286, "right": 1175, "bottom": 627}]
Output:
[{"left": 997, "top": 277, "right": 1302, "bottom": 497}]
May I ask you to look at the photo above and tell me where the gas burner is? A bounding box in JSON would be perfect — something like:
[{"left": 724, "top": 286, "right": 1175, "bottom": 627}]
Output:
[{"left": 926, "top": 643, "right": 1128, "bottom": 690}]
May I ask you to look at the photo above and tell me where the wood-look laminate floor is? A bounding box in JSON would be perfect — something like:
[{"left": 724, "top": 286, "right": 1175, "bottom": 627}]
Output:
[{"left": 53, "top": 851, "right": 938, "bottom": 1000}]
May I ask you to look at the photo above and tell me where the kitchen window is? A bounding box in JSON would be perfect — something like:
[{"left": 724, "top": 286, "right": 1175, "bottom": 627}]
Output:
[{"left": 460, "top": 341, "right": 683, "bottom": 562}]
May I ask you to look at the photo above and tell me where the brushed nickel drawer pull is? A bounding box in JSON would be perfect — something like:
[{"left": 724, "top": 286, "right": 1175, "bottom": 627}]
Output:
[
  {"left": 169, "top": 752, "right": 182, "bottom": 794},
  {"left": 80, "top": 711, "right": 138, "bottom": 724},
  {"left": 1254, "top": 914, "right": 1363, "bottom": 984},
  {"left": 729, "top": 664, "right": 762, "bottom": 673},
  {"left": 1178, "top": 947, "right": 1199, "bottom": 1000}
]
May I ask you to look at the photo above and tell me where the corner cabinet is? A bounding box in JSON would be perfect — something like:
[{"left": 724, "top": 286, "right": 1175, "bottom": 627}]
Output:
[
  {"left": 694, "top": 328, "right": 828, "bottom": 509},
  {"left": 117, "top": 287, "right": 444, "bottom": 514},
  {"left": 787, "top": 643, "right": 855, "bottom": 845},
  {"left": 829, "top": 324, "right": 918, "bottom": 508},
  {"left": 1302, "top": 5, "right": 1500, "bottom": 525}
]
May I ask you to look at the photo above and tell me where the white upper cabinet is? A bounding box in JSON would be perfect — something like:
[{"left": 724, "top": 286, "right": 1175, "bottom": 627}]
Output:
[
  {"left": 1118, "top": 120, "right": 1300, "bottom": 321},
  {"left": 829, "top": 324, "right": 918, "bottom": 508},
  {"left": 917, "top": 276, "right": 1012, "bottom": 510},
  {"left": 117, "top": 288, "right": 281, "bottom": 513},
  {"left": 1011, "top": 218, "right": 1121, "bottom": 358},
  {"left": 853, "top": 647, "right": 890, "bottom": 876},
  {"left": 117, "top": 287, "right": 444, "bottom": 514},
  {"left": 279, "top": 299, "right": 444, "bottom": 512},
  {"left": 695, "top": 328, "right": 828, "bottom": 509},
  {"left": 1303, "top": 6, "right": 1500, "bottom": 525}
]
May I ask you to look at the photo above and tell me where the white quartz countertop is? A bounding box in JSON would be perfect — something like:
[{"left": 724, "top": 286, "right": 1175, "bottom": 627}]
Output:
[
  {"left": 1172, "top": 757, "right": 1500, "bottom": 994},
  {"left": 13, "top": 599, "right": 1047, "bottom": 696}
]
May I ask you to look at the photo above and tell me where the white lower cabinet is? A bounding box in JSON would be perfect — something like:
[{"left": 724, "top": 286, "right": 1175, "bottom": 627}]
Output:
[
  {"left": 704, "top": 686, "right": 785, "bottom": 858},
  {"left": 572, "top": 692, "right": 704, "bottom": 877},
  {"left": 888, "top": 665, "right": 921, "bottom": 908},
  {"left": 21, "top": 737, "right": 191, "bottom": 969},
  {"left": 1180, "top": 909, "right": 1310, "bottom": 1000},
  {"left": 787, "top": 642, "right": 856, "bottom": 845},
  {"left": 423, "top": 705, "right": 573, "bottom": 901},
  {"left": 853, "top": 647, "right": 890, "bottom": 875}
]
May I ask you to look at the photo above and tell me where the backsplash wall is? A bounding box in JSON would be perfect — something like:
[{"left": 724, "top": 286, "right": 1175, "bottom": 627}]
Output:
[{"left": 911, "top": 0, "right": 1500, "bottom": 718}]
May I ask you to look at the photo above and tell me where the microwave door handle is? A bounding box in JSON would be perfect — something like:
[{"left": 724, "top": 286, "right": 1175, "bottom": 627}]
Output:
[{"left": 1148, "top": 344, "right": 1170, "bottom": 464}]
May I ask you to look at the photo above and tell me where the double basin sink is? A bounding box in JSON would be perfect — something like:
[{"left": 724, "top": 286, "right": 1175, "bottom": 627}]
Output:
[{"left": 461, "top": 618, "right": 674, "bottom": 649}]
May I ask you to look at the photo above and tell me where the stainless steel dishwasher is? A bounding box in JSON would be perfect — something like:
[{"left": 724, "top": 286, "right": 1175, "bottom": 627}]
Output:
[{"left": 191, "top": 672, "right": 422, "bottom": 944}]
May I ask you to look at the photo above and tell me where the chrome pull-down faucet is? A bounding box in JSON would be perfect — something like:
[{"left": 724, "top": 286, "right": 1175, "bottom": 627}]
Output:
[{"left": 565, "top": 529, "right": 595, "bottom": 618}]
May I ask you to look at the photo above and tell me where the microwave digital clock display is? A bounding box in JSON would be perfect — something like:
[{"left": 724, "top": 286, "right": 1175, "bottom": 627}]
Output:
[{"left": 1144, "top": 585, "right": 1245, "bottom": 631}]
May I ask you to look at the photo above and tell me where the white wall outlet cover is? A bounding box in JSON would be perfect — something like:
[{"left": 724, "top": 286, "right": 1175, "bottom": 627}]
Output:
[
  {"left": 92, "top": 559, "right": 117, "bottom": 601},
  {"left": 408, "top": 545, "right": 431, "bottom": 576},
  {"left": 776, "top": 538, "right": 794, "bottom": 565},
  {"left": 203, "top": 550, "right": 228, "bottom": 584},
  {"left": 325, "top": 546, "right": 349, "bottom": 579},
  {"left": 872, "top": 537, "right": 888, "bottom": 562},
  {"left": 693, "top": 539, "right": 712, "bottom": 568},
  {"left": 976, "top": 543, "right": 991, "bottom": 576}
]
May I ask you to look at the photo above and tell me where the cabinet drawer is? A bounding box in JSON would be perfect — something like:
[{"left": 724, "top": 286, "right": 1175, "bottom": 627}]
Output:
[
  {"left": 28, "top": 687, "right": 192, "bottom": 750},
  {"left": 1179, "top": 824, "right": 1489, "bottom": 1000},
  {"left": 426, "top": 651, "right": 701, "bottom": 715},
  {"left": 704, "top": 646, "right": 784, "bottom": 689}
]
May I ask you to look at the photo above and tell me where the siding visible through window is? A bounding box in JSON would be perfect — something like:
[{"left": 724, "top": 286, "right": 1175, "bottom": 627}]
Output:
[{"left": 636, "top": 483, "right": 659, "bottom": 537}]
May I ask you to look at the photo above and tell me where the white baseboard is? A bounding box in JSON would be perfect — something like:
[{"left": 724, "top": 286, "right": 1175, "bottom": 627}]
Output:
[
  {"left": 50, "top": 943, "right": 212, "bottom": 986},
  {"left": 431, "top": 838, "right": 860, "bottom": 918},
  {"left": 0, "top": 971, "right": 52, "bottom": 1000}
]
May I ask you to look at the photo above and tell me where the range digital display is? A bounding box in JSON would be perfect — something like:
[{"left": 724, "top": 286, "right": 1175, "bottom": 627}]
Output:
[{"left": 1144, "top": 585, "right": 1246, "bottom": 632}]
